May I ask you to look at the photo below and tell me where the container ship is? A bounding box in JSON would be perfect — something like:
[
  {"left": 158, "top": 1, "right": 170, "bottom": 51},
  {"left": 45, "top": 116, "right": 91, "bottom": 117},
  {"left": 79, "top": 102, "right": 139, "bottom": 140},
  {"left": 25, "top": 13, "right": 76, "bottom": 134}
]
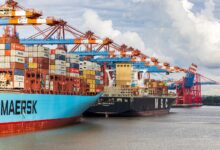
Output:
[
  {"left": 0, "top": 27, "right": 104, "bottom": 136},
  {"left": 84, "top": 63, "right": 176, "bottom": 117}
]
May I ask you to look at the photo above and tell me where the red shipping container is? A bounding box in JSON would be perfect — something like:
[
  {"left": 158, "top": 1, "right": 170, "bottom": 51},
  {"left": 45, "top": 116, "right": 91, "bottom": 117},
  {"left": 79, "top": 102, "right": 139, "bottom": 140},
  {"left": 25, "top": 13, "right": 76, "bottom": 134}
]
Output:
[
  {"left": 50, "top": 50, "right": 56, "bottom": 54},
  {"left": 50, "top": 60, "right": 55, "bottom": 65},
  {"left": 66, "top": 68, "right": 70, "bottom": 72},
  {"left": 25, "top": 58, "right": 29, "bottom": 63},
  {"left": 10, "top": 62, "right": 24, "bottom": 69},
  {"left": 5, "top": 50, "right": 10, "bottom": 56},
  {"left": 11, "top": 43, "right": 25, "bottom": 51},
  {"left": 38, "top": 64, "right": 49, "bottom": 70},
  {"left": 33, "top": 58, "right": 49, "bottom": 64},
  {"left": 69, "top": 68, "right": 79, "bottom": 73}
]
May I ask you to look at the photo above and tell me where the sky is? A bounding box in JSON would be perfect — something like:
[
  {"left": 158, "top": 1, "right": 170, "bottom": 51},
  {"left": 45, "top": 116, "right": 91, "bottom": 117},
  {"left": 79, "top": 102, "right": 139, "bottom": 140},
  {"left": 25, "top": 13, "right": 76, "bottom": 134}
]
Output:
[{"left": 1, "top": 0, "right": 220, "bottom": 95}]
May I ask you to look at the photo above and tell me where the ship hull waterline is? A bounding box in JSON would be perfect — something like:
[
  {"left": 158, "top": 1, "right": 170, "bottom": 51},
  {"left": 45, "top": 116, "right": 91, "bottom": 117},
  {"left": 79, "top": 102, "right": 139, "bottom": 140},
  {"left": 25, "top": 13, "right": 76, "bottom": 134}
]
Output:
[
  {"left": 0, "top": 93, "right": 101, "bottom": 136},
  {"left": 84, "top": 96, "right": 176, "bottom": 117}
]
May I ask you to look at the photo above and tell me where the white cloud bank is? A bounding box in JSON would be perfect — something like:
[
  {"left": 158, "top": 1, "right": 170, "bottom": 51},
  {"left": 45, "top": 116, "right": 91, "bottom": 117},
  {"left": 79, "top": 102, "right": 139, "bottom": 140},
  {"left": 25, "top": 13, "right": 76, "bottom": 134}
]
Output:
[
  {"left": 82, "top": 10, "right": 146, "bottom": 51},
  {"left": 166, "top": 0, "right": 220, "bottom": 68}
]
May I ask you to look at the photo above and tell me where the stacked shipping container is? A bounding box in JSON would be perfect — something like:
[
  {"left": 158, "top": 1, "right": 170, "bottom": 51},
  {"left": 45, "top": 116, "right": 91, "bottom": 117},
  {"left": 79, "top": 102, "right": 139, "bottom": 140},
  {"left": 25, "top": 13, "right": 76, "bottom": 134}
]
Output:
[
  {"left": 0, "top": 43, "right": 26, "bottom": 89},
  {"left": 25, "top": 46, "right": 50, "bottom": 92},
  {"left": 0, "top": 41, "right": 104, "bottom": 95},
  {"left": 80, "top": 61, "right": 104, "bottom": 93},
  {"left": 50, "top": 48, "right": 66, "bottom": 76},
  {"left": 66, "top": 54, "right": 80, "bottom": 93}
]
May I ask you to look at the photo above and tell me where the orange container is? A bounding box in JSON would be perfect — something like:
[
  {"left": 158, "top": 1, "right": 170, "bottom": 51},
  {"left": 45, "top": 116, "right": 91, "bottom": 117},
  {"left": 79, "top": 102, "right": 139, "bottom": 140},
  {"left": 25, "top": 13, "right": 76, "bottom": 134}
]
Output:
[
  {"left": 5, "top": 50, "right": 11, "bottom": 56},
  {"left": 11, "top": 43, "right": 25, "bottom": 51}
]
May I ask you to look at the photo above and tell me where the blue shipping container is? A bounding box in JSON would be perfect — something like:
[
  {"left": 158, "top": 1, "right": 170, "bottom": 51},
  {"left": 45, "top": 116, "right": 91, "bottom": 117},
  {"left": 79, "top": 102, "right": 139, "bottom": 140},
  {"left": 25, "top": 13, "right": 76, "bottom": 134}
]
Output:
[
  {"left": 55, "top": 54, "right": 66, "bottom": 61},
  {"left": 70, "top": 63, "right": 79, "bottom": 68},
  {"left": 24, "top": 63, "right": 28, "bottom": 69},
  {"left": 5, "top": 43, "right": 10, "bottom": 50},
  {"left": 95, "top": 71, "right": 101, "bottom": 76},
  {"left": 14, "top": 69, "right": 24, "bottom": 76},
  {"left": 96, "top": 79, "right": 101, "bottom": 85}
]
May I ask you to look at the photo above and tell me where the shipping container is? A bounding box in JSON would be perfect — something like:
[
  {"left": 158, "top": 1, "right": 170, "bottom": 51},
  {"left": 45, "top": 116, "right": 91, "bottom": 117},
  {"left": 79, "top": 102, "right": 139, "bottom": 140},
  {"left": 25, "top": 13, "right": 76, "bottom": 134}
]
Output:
[
  {"left": 14, "top": 69, "right": 24, "bottom": 76},
  {"left": 14, "top": 81, "right": 24, "bottom": 88},
  {"left": 11, "top": 43, "right": 25, "bottom": 51}
]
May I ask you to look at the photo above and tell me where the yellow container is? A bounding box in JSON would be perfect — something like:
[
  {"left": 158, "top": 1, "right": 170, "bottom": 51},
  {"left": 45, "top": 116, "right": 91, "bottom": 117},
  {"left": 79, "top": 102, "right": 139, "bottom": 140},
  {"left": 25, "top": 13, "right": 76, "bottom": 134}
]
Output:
[
  {"left": 159, "top": 82, "right": 164, "bottom": 87},
  {"left": 116, "top": 63, "right": 132, "bottom": 82},
  {"left": 90, "top": 84, "right": 95, "bottom": 89},
  {"left": 50, "top": 65, "right": 55, "bottom": 70},
  {"left": 83, "top": 70, "right": 87, "bottom": 75},
  {"left": 87, "top": 79, "right": 92, "bottom": 84},
  {"left": 91, "top": 70, "right": 95, "bottom": 75},
  {"left": 29, "top": 63, "right": 37, "bottom": 69},
  {"left": 89, "top": 89, "right": 95, "bottom": 92},
  {"left": 87, "top": 79, "right": 95, "bottom": 84}
]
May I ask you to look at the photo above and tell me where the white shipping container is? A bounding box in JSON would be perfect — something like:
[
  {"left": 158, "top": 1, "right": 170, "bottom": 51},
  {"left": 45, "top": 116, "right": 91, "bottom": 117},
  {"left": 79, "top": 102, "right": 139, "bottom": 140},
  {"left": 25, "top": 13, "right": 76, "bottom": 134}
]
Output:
[
  {"left": 66, "top": 63, "right": 70, "bottom": 67},
  {"left": 55, "top": 60, "right": 65, "bottom": 65},
  {"left": 95, "top": 76, "right": 100, "bottom": 80},
  {"left": 75, "top": 73, "right": 79, "bottom": 78},
  {"left": 4, "top": 63, "right": 10, "bottom": 68},
  {"left": 0, "top": 50, "right": 5, "bottom": 56},
  {"left": 38, "top": 46, "right": 50, "bottom": 52},
  {"left": 11, "top": 50, "right": 26, "bottom": 57},
  {"left": 14, "top": 81, "right": 24, "bottom": 88},
  {"left": 10, "top": 56, "right": 25, "bottom": 63},
  {"left": 61, "top": 72, "right": 66, "bottom": 76},
  {"left": 33, "top": 46, "right": 38, "bottom": 51},
  {"left": 55, "top": 50, "right": 66, "bottom": 55},
  {"left": 50, "top": 70, "right": 55, "bottom": 74},
  {"left": 5, "top": 56, "right": 10, "bottom": 62},
  {"left": 0, "top": 63, "right": 10, "bottom": 68},
  {"left": 55, "top": 70, "right": 66, "bottom": 75},
  {"left": 14, "top": 75, "right": 24, "bottom": 82},
  {"left": 50, "top": 55, "right": 55, "bottom": 60},
  {"left": 37, "top": 52, "right": 49, "bottom": 58},
  {"left": 0, "top": 56, "right": 4, "bottom": 62},
  {"left": 66, "top": 54, "right": 79, "bottom": 59},
  {"left": 26, "top": 46, "right": 33, "bottom": 52},
  {"left": 50, "top": 85, "right": 53, "bottom": 91},
  {"left": 46, "top": 75, "right": 49, "bottom": 80},
  {"left": 0, "top": 64, "right": 4, "bottom": 68},
  {"left": 29, "top": 58, "right": 33, "bottom": 63},
  {"left": 55, "top": 65, "right": 66, "bottom": 70},
  {"left": 50, "top": 81, "right": 54, "bottom": 86},
  {"left": 37, "top": 51, "right": 49, "bottom": 55},
  {"left": 0, "top": 64, "right": 5, "bottom": 68},
  {"left": 45, "top": 85, "right": 49, "bottom": 90},
  {"left": 28, "top": 53, "right": 33, "bottom": 57},
  {"left": 69, "top": 73, "right": 75, "bottom": 77},
  {"left": 0, "top": 44, "right": 5, "bottom": 50},
  {"left": 33, "top": 52, "right": 38, "bottom": 57},
  {"left": 70, "top": 59, "right": 79, "bottom": 63}
]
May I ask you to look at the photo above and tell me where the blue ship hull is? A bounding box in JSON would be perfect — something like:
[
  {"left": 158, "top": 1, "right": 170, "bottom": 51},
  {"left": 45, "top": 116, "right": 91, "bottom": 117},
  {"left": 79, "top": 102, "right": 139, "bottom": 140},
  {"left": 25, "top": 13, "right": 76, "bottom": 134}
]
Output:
[{"left": 0, "top": 93, "right": 101, "bottom": 136}]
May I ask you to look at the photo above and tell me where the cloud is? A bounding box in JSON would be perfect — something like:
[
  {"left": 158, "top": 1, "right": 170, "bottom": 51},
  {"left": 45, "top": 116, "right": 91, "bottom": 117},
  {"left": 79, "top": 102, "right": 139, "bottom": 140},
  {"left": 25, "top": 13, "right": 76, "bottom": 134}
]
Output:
[
  {"left": 166, "top": 0, "right": 220, "bottom": 68},
  {"left": 82, "top": 9, "right": 146, "bottom": 51}
]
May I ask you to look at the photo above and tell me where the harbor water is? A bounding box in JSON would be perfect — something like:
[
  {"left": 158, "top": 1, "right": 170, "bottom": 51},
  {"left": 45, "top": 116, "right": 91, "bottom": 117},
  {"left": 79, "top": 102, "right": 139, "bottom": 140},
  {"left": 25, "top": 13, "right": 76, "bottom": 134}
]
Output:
[{"left": 1, "top": 106, "right": 220, "bottom": 150}]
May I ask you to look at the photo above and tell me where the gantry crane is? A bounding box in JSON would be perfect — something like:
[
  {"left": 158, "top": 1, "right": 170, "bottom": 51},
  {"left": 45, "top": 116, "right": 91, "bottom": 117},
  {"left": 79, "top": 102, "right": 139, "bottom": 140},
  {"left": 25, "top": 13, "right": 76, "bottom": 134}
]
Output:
[{"left": 0, "top": 0, "right": 218, "bottom": 106}]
